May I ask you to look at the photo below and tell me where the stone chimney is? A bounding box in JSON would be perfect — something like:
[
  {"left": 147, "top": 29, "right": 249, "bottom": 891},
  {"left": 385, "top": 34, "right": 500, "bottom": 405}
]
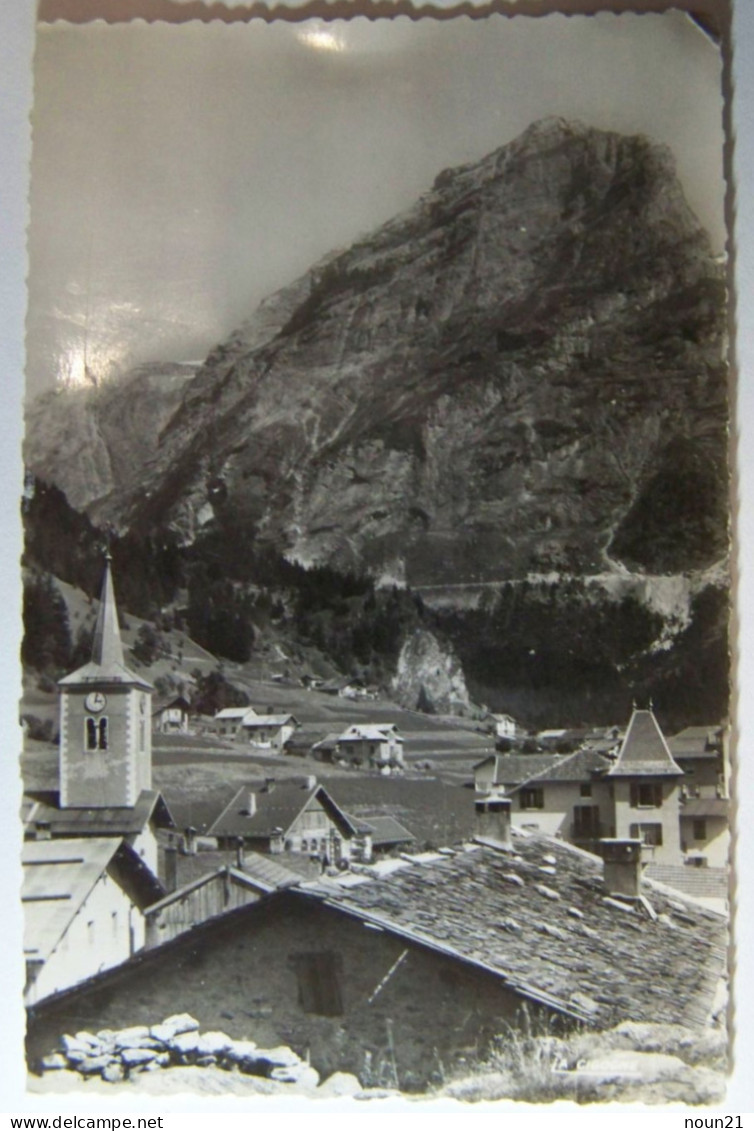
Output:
[
  {"left": 304, "top": 774, "right": 317, "bottom": 790},
  {"left": 264, "top": 778, "right": 276, "bottom": 794},
  {"left": 184, "top": 826, "right": 197, "bottom": 855},
  {"left": 164, "top": 845, "right": 178, "bottom": 893},
  {"left": 600, "top": 837, "right": 643, "bottom": 898},
  {"left": 235, "top": 835, "right": 245, "bottom": 870},
  {"left": 474, "top": 797, "right": 512, "bottom": 848},
  {"left": 246, "top": 791, "right": 258, "bottom": 815}
]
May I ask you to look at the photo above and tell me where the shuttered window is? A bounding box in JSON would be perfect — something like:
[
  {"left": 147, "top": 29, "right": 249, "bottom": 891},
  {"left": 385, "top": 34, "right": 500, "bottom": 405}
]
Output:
[
  {"left": 629, "top": 782, "right": 663, "bottom": 808},
  {"left": 290, "top": 951, "right": 344, "bottom": 1016}
]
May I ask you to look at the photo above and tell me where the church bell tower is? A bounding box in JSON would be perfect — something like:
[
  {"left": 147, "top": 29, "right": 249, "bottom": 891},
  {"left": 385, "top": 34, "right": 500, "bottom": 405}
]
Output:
[{"left": 58, "top": 556, "right": 153, "bottom": 809}]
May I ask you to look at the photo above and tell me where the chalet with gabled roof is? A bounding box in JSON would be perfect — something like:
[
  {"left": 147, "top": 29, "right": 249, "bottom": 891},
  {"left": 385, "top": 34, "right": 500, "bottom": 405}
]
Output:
[
  {"left": 337, "top": 723, "right": 404, "bottom": 768},
  {"left": 152, "top": 695, "right": 191, "bottom": 735},
  {"left": 239, "top": 713, "right": 299, "bottom": 751},
  {"left": 207, "top": 779, "right": 371, "bottom": 864},
  {"left": 214, "top": 706, "right": 256, "bottom": 738}
]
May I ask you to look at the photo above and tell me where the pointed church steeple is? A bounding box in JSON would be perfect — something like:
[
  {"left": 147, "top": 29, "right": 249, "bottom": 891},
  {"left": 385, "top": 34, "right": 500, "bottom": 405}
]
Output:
[
  {"left": 91, "top": 553, "right": 125, "bottom": 671},
  {"left": 58, "top": 555, "right": 154, "bottom": 808},
  {"left": 59, "top": 556, "right": 151, "bottom": 689}
]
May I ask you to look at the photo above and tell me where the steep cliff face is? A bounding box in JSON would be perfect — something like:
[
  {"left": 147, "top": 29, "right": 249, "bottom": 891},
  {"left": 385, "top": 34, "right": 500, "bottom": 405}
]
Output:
[
  {"left": 391, "top": 629, "right": 471, "bottom": 715},
  {"left": 63, "top": 117, "right": 724, "bottom": 585},
  {"left": 27, "top": 120, "right": 727, "bottom": 584},
  {"left": 23, "top": 119, "right": 729, "bottom": 722},
  {"left": 24, "top": 363, "right": 197, "bottom": 515}
]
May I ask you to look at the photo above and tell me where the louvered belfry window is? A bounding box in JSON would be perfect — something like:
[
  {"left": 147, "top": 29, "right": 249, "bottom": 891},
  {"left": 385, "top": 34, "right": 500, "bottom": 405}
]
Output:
[{"left": 85, "top": 716, "right": 108, "bottom": 751}]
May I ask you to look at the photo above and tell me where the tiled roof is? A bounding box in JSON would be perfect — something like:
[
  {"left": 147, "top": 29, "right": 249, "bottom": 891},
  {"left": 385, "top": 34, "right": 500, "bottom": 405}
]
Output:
[
  {"left": 474, "top": 753, "right": 565, "bottom": 785},
  {"left": 361, "top": 815, "right": 416, "bottom": 846},
  {"left": 152, "top": 696, "right": 190, "bottom": 715},
  {"left": 214, "top": 707, "right": 254, "bottom": 720},
  {"left": 24, "top": 789, "right": 175, "bottom": 837},
  {"left": 207, "top": 782, "right": 359, "bottom": 840},
  {"left": 338, "top": 725, "right": 403, "bottom": 743},
  {"left": 509, "top": 748, "right": 613, "bottom": 791},
  {"left": 606, "top": 709, "right": 684, "bottom": 778},
  {"left": 312, "top": 733, "right": 341, "bottom": 749},
  {"left": 148, "top": 856, "right": 301, "bottom": 916},
  {"left": 241, "top": 714, "right": 297, "bottom": 729},
  {"left": 301, "top": 831, "right": 726, "bottom": 1029},
  {"left": 645, "top": 863, "right": 729, "bottom": 901},
  {"left": 668, "top": 726, "right": 722, "bottom": 760},
  {"left": 165, "top": 847, "right": 304, "bottom": 892}
]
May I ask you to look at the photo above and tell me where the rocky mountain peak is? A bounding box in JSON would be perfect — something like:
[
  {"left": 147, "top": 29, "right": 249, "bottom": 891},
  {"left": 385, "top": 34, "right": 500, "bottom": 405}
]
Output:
[{"left": 26, "top": 119, "right": 727, "bottom": 589}]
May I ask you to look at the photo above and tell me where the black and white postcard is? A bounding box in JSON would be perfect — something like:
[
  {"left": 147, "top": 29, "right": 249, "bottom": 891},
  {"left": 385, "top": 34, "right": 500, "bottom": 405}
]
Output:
[{"left": 11, "top": 0, "right": 744, "bottom": 1109}]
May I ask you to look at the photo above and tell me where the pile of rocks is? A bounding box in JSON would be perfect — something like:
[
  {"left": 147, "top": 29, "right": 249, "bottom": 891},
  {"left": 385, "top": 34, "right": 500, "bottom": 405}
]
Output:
[{"left": 38, "top": 1014, "right": 330, "bottom": 1089}]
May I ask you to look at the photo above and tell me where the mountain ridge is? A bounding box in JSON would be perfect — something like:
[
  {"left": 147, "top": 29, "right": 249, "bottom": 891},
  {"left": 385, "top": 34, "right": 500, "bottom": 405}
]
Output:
[{"left": 22, "top": 118, "right": 730, "bottom": 723}]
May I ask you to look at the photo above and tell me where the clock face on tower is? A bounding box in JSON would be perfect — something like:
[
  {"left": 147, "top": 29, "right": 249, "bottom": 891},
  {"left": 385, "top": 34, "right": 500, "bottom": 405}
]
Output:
[{"left": 84, "top": 691, "right": 107, "bottom": 713}]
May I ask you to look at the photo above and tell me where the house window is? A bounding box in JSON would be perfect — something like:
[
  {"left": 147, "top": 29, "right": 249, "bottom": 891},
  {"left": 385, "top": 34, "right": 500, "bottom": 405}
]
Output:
[
  {"left": 580, "top": 783, "right": 592, "bottom": 798},
  {"left": 520, "top": 788, "right": 544, "bottom": 810},
  {"left": 573, "top": 805, "right": 600, "bottom": 838},
  {"left": 139, "top": 720, "right": 146, "bottom": 752},
  {"left": 290, "top": 951, "right": 343, "bottom": 1016},
  {"left": 629, "top": 822, "right": 663, "bottom": 847},
  {"left": 85, "top": 717, "right": 108, "bottom": 750},
  {"left": 693, "top": 818, "right": 707, "bottom": 841},
  {"left": 630, "top": 783, "right": 663, "bottom": 809}
]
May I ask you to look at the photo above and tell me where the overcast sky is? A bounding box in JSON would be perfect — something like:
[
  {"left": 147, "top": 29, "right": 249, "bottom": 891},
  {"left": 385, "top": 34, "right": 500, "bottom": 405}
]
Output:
[{"left": 26, "top": 11, "right": 726, "bottom": 397}]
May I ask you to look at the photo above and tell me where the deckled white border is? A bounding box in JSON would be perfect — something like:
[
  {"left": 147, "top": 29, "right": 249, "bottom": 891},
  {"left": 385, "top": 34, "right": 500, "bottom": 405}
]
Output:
[{"left": 1, "top": 0, "right": 751, "bottom": 1118}]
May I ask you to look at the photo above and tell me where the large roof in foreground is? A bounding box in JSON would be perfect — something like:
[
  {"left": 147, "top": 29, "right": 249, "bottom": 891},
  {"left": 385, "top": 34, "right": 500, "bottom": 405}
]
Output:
[{"left": 301, "top": 830, "right": 726, "bottom": 1029}]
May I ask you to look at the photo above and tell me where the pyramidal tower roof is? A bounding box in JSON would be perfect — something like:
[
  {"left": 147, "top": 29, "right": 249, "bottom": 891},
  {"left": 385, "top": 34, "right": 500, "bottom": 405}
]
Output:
[
  {"left": 59, "top": 556, "right": 153, "bottom": 690},
  {"left": 606, "top": 707, "right": 683, "bottom": 778},
  {"left": 91, "top": 554, "right": 125, "bottom": 670}
]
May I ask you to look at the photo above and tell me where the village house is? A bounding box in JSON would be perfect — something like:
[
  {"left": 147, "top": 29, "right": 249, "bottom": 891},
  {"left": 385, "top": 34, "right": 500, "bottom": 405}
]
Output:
[
  {"left": 507, "top": 708, "right": 715, "bottom": 871},
  {"left": 26, "top": 798, "right": 727, "bottom": 1090},
  {"left": 310, "top": 732, "right": 342, "bottom": 763},
  {"left": 207, "top": 778, "right": 372, "bottom": 864},
  {"left": 474, "top": 752, "right": 564, "bottom": 795},
  {"left": 505, "top": 747, "right": 616, "bottom": 851},
  {"left": 22, "top": 837, "right": 164, "bottom": 1007},
  {"left": 239, "top": 713, "right": 299, "bottom": 751},
  {"left": 604, "top": 707, "right": 685, "bottom": 864},
  {"left": 214, "top": 705, "right": 256, "bottom": 738},
  {"left": 23, "top": 557, "right": 175, "bottom": 876},
  {"left": 336, "top": 723, "right": 404, "bottom": 768},
  {"left": 666, "top": 725, "right": 729, "bottom": 869},
  {"left": 485, "top": 712, "right": 518, "bottom": 740},
  {"left": 152, "top": 695, "right": 191, "bottom": 735}
]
